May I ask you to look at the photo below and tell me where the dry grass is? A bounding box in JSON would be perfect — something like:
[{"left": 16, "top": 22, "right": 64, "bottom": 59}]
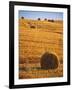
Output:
[{"left": 19, "top": 18, "right": 63, "bottom": 79}]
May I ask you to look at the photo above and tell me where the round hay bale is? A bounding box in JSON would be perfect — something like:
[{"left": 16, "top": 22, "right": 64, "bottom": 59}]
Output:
[
  {"left": 40, "top": 52, "right": 58, "bottom": 69},
  {"left": 44, "top": 18, "right": 47, "bottom": 21},
  {"left": 21, "top": 16, "right": 24, "bottom": 19},
  {"left": 38, "top": 18, "right": 41, "bottom": 21},
  {"left": 30, "top": 25, "right": 35, "bottom": 28}
]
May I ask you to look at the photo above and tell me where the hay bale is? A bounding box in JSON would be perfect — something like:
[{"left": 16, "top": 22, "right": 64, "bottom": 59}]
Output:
[
  {"left": 44, "top": 18, "right": 47, "bottom": 21},
  {"left": 30, "top": 25, "right": 35, "bottom": 28},
  {"left": 38, "top": 18, "right": 41, "bottom": 21},
  {"left": 51, "top": 19, "right": 54, "bottom": 22},
  {"left": 21, "top": 16, "right": 24, "bottom": 19},
  {"left": 48, "top": 19, "right": 54, "bottom": 22},
  {"left": 40, "top": 52, "right": 58, "bottom": 69}
]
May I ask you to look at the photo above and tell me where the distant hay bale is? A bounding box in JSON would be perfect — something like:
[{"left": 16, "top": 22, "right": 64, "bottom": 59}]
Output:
[
  {"left": 40, "top": 52, "right": 58, "bottom": 69},
  {"left": 51, "top": 19, "right": 54, "bottom": 22},
  {"left": 48, "top": 19, "right": 54, "bottom": 22},
  {"left": 38, "top": 18, "right": 41, "bottom": 21},
  {"left": 30, "top": 25, "right": 36, "bottom": 28},
  {"left": 48, "top": 19, "right": 50, "bottom": 22},
  {"left": 21, "top": 16, "right": 24, "bottom": 19},
  {"left": 44, "top": 18, "right": 47, "bottom": 21}
]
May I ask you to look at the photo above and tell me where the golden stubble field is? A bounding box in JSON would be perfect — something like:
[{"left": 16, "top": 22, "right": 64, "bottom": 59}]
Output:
[{"left": 19, "top": 18, "right": 63, "bottom": 79}]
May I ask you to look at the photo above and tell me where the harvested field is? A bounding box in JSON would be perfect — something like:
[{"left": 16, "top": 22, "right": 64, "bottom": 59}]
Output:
[{"left": 19, "top": 18, "right": 63, "bottom": 79}]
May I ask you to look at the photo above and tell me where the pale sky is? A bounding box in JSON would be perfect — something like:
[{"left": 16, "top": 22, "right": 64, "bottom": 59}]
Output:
[{"left": 19, "top": 10, "right": 63, "bottom": 20}]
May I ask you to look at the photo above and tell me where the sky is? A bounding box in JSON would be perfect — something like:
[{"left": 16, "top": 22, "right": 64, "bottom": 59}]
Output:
[{"left": 19, "top": 10, "right": 63, "bottom": 20}]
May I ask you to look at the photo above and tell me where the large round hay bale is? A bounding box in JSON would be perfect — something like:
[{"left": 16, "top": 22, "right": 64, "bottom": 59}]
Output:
[{"left": 40, "top": 52, "right": 58, "bottom": 69}]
